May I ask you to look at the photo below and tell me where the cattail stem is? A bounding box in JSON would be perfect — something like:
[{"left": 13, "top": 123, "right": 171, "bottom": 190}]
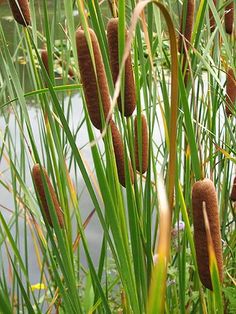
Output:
[
  {"left": 192, "top": 179, "right": 223, "bottom": 290},
  {"left": 134, "top": 114, "right": 149, "bottom": 174},
  {"left": 109, "top": 120, "right": 134, "bottom": 187},
  {"left": 32, "top": 164, "right": 64, "bottom": 228},
  {"left": 225, "top": 2, "right": 234, "bottom": 34},
  {"left": 107, "top": 18, "right": 136, "bottom": 117},
  {"left": 76, "top": 28, "right": 111, "bottom": 130},
  {"left": 8, "top": 0, "right": 31, "bottom": 26},
  {"left": 178, "top": 0, "right": 195, "bottom": 53},
  {"left": 226, "top": 67, "right": 236, "bottom": 116}
]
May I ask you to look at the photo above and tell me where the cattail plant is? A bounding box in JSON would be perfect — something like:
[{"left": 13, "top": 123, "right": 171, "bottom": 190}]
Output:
[
  {"left": 76, "top": 28, "right": 111, "bottom": 130},
  {"left": 209, "top": 0, "right": 217, "bottom": 33},
  {"left": 32, "top": 164, "right": 64, "bottom": 228},
  {"left": 178, "top": 0, "right": 195, "bottom": 53},
  {"left": 41, "top": 49, "right": 49, "bottom": 75},
  {"left": 109, "top": 120, "right": 134, "bottom": 187},
  {"left": 134, "top": 114, "right": 149, "bottom": 174},
  {"left": 107, "top": 18, "right": 136, "bottom": 117},
  {"left": 8, "top": 0, "right": 31, "bottom": 26},
  {"left": 226, "top": 67, "right": 236, "bottom": 116},
  {"left": 225, "top": 2, "right": 234, "bottom": 34},
  {"left": 192, "top": 179, "right": 223, "bottom": 290},
  {"left": 230, "top": 177, "right": 236, "bottom": 201}
]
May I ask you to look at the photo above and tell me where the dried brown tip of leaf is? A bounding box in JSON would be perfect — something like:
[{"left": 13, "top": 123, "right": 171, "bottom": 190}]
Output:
[
  {"left": 178, "top": 0, "right": 195, "bottom": 53},
  {"left": 76, "top": 28, "right": 111, "bottom": 130},
  {"left": 134, "top": 114, "right": 149, "bottom": 174},
  {"left": 107, "top": 18, "right": 136, "bottom": 117},
  {"left": 192, "top": 179, "right": 223, "bottom": 290},
  {"left": 110, "top": 121, "right": 134, "bottom": 187},
  {"left": 230, "top": 177, "right": 236, "bottom": 201},
  {"left": 41, "top": 49, "right": 49, "bottom": 74},
  {"left": 32, "top": 164, "right": 64, "bottom": 228},
  {"left": 209, "top": 0, "right": 217, "bottom": 33},
  {"left": 225, "top": 3, "right": 234, "bottom": 34},
  {"left": 226, "top": 68, "right": 236, "bottom": 116},
  {"left": 9, "top": 0, "right": 31, "bottom": 26}
]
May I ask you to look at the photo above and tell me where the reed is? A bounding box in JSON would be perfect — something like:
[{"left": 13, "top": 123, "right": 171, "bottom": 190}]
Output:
[
  {"left": 8, "top": 0, "right": 31, "bottom": 26},
  {"left": 225, "top": 2, "right": 234, "bottom": 34},
  {"left": 41, "top": 49, "right": 49, "bottom": 75},
  {"left": 107, "top": 18, "right": 136, "bottom": 117},
  {"left": 230, "top": 177, "right": 236, "bottom": 201},
  {"left": 209, "top": 0, "right": 217, "bottom": 33},
  {"left": 134, "top": 114, "right": 149, "bottom": 174},
  {"left": 192, "top": 179, "right": 223, "bottom": 290},
  {"left": 109, "top": 120, "right": 134, "bottom": 187},
  {"left": 76, "top": 28, "right": 111, "bottom": 130},
  {"left": 32, "top": 164, "right": 64, "bottom": 228},
  {"left": 178, "top": 0, "right": 195, "bottom": 53},
  {"left": 226, "top": 67, "right": 236, "bottom": 116}
]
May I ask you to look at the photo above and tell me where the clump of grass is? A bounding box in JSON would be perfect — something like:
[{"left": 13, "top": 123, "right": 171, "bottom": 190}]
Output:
[
  {"left": 226, "top": 67, "right": 236, "bottom": 116},
  {"left": 134, "top": 114, "right": 149, "bottom": 174},
  {"left": 32, "top": 164, "right": 64, "bottom": 228},
  {"left": 109, "top": 120, "right": 134, "bottom": 187},
  {"left": 209, "top": 0, "right": 217, "bottom": 33},
  {"left": 192, "top": 179, "right": 223, "bottom": 290},
  {"left": 178, "top": 0, "right": 195, "bottom": 53},
  {"left": 225, "top": 2, "right": 234, "bottom": 34},
  {"left": 76, "top": 27, "right": 111, "bottom": 130},
  {"left": 230, "top": 177, "right": 236, "bottom": 201},
  {"left": 107, "top": 18, "right": 136, "bottom": 117},
  {"left": 8, "top": 0, "right": 31, "bottom": 26}
]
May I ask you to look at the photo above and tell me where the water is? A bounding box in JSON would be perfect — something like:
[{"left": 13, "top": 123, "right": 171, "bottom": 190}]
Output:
[{"left": 0, "top": 93, "right": 104, "bottom": 285}]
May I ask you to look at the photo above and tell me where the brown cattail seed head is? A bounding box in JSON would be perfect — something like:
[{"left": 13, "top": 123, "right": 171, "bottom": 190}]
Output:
[
  {"left": 192, "top": 179, "right": 223, "bottom": 290},
  {"left": 225, "top": 2, "right": 234, "bottom": 34},
  {"left": 209, "top": 0, "right": 217, "bottom": 33},
  {"left": 32, "top": 164, "right": 64, "bottom": 228},
  {"left": 76, "top": 28, "right": 111, "bottom": 130},
  {"left": 107, "top": 18, "right": 136, "bottom": 117},
  {"left": 226, "top": 67, "right": 236, "bottom": 116},
  {"left": 134, "top": 114, "right": 149, "bottom": 174},
  {"left": 8, "top": 0, "right": 31, "bottom": 26},
  {"left": 230, "top": 177, "right": 236, "bottom": 201},
  {"left": 178, "top": 0, "right": 195, "bottom": 53},
  {"left": 110, "top": 121, "right": 134, "bottom": 187},
  {"left": 41, "top": 49, "right": 49, "bottom": 75}
]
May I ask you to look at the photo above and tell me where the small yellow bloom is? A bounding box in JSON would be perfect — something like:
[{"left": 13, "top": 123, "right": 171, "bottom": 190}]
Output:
[{"left": 31, "top": 283, "right": 46, "bottom": 291}]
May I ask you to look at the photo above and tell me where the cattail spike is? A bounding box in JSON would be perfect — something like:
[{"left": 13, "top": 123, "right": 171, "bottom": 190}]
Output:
[
  {"left": 134, "top": 114, "right": 149, "bottom": 174},
  {"left": 209, "top": 0, "right": 217, "bottom": 33},
  {"left": 41, "top": 49, "right": 49, "bottom": 75},
  {"left": 230, "top": 177, "right": 236, "bottom": 201},
  {"left": 8, "top": 0, "right": 31, "bottom": 26},
  {"left": 32, "top": 164, "right": 64, "bottom": 228},
  {"left": 225, "top": 2, "right": 234, "bottom": 34},
  {"left": 192, "top": 179, "right": 223, "bottom": 290},
  {"left": 110, "top": 121, "right": 134, "bottom": 187},
  {"left": 226, "top": 67, "right": 236, "bottom": 116},
  {"left": 76, "top": 28, "right": 111, "bottom": 130},
  {"left": 178, "top": 0, "right": 195, "bottom": 53},
  {"left": 107, "top": 18, "right": 136, "bottom": 117}
]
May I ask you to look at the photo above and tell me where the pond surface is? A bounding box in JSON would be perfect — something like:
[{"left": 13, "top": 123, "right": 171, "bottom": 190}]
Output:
[{"left": 0, "top": 93, "right": 103, "bottom": 285}]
